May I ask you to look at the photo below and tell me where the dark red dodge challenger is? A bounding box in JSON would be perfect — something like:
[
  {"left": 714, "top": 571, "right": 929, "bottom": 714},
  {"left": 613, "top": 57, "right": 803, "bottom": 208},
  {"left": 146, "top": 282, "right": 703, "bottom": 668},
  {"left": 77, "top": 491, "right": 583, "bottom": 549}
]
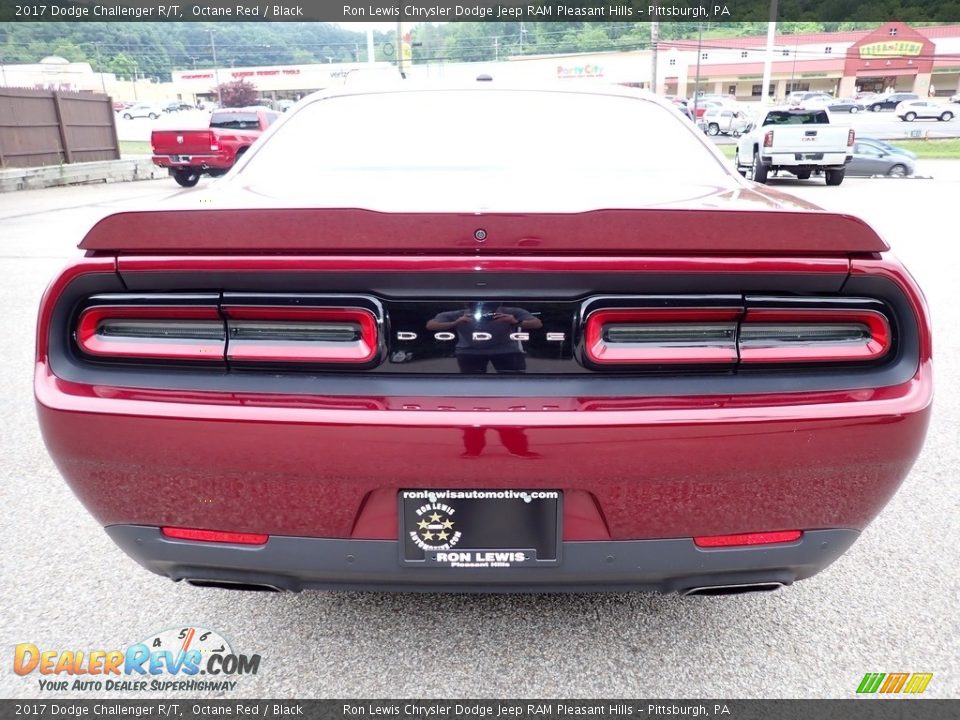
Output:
[{"left": 36, "top": 85, "right": 932, "bottom": 595}]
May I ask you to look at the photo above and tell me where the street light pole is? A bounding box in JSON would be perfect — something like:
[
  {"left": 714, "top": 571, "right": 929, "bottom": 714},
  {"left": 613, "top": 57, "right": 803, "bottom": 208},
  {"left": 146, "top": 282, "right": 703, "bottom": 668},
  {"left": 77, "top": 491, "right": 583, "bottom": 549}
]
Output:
[{"left": 209, "top": 29, "right": 222, "bottom": 106}]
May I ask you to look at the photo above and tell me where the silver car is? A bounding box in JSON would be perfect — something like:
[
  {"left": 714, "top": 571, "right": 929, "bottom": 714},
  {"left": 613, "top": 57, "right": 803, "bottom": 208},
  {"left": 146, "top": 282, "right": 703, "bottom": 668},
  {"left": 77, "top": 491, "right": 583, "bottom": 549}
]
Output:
[
  {"left": 701, "top": 107, "right": 750, "bottom": 136},
  {"left": 120, "top": 103, "right": 164, "bottom": 120},
  {"left": 895, "top": 100, "right": 955, "bottom": 122},
  {"left": 846, "top": 139, "right": 916, "bottom": 177}
]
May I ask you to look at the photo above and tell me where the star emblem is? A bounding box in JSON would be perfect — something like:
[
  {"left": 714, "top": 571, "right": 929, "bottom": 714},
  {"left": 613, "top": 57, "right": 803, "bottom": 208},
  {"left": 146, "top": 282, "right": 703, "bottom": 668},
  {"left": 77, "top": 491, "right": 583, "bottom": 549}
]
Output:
[
  {"left": 422, "top": 531, "right": 434, "bottom": 541},
  {"left": 429, "top": 512, "right": 443, "bottom": 523},
  {"left": 437, "top": 531, "right": 449, "bottom": 541},
  {"left": 441, "top": 519, "right": 454, "bottom": 529},
  {"left": 417, "top": 519, "right": 430, "bottom": 530}
]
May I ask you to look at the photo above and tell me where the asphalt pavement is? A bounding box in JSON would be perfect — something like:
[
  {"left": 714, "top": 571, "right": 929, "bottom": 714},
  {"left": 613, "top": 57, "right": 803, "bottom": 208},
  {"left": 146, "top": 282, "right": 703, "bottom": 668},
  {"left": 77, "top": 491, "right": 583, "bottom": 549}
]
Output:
[{"left": 0, "top": 168, "right": 957, "bottom": 699}]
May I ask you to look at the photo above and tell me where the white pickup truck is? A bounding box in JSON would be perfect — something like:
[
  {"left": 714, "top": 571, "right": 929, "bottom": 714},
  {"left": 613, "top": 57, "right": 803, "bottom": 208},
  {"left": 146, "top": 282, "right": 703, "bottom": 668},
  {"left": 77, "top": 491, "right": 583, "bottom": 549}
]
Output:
[{"left": 735, "top": 108, "right": 854, "bottom": 185}]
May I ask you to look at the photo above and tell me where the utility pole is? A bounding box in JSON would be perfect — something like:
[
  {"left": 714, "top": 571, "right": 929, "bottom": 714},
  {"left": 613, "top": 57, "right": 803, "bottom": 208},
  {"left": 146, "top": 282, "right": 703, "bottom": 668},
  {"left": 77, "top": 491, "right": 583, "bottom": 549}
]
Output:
[
  {"left": 761, "top": 0, "right": 778, "bottom": 105},
  {"left": 396, "top": 21, "right": 404, "bottom": 78},
  {"left": 132, "top": 63, "right": 138, "bottom": 100},
  {"left": 93, "top": 42, "right": 106, "bottom": 94},
  {"left": 519, "top": 22, "right": 525, "bottom": 54},
  {"left": 366, "top": 28, "right": 375, "bottom": 64},
  {"left": 494, "top": 36, "right": 499, "bottom": 62},
  {"left": 209, "top": 29, "right": 221, "bottom": 106},
  {"left": 692, "top": 23, "right": 703, "bottom": 122},
  {"left": 650, "top": 18, "right": 659, "bottom": 94}
]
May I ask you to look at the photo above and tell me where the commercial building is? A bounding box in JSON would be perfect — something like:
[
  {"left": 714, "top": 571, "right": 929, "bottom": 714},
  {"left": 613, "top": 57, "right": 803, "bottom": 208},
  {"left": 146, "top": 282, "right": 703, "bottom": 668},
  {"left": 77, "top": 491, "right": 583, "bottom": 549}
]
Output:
[{"left": 657, "top": 22, "right": 960, "bottom": 100}]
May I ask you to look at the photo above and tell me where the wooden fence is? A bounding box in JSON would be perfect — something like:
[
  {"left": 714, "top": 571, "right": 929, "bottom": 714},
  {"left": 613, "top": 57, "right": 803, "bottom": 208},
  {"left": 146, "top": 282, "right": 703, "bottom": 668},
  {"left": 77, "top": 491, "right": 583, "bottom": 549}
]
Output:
[{"left": 0, "top": 87, "right": 120, "bottom": 169}]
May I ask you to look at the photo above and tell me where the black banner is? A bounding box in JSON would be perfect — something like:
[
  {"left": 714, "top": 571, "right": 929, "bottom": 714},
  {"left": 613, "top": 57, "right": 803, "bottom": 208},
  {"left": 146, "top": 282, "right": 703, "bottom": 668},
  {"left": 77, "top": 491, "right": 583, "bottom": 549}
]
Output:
[
  {"left": 1, "top": 700, "right": 958, "bottom": 720},
  {"left": 1, "top": 0, "right": 960, "bottom": 23}
]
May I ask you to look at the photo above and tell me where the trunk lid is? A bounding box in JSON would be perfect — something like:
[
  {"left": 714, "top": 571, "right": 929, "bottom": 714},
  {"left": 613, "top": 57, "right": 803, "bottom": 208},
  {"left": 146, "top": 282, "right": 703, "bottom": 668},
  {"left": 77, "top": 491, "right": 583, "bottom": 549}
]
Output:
[{"left": 151, "top": 130, "right": 218, "bottom": 156}]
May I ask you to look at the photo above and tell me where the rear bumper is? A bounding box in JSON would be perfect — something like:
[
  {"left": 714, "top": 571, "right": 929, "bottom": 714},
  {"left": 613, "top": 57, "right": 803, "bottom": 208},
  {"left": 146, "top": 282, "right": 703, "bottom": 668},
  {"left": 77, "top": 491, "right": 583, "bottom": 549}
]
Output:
[
  {"left": 761, "top": 152, "right": 850, "bottom": 167},
  {"left": 151, "top": 155, "right": 233, "bottom": 171},
  {"left": 37, "top": 361, "right": 932, "bottom": 542},
  {"left": 106, "top": 525, "right": 860, "bottom": 593}
]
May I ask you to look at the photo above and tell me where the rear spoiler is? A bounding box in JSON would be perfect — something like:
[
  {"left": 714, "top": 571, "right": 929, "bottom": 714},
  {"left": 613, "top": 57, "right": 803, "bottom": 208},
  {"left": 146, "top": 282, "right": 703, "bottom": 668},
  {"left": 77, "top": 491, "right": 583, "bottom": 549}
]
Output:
[{"left": 79, "top": 208, "right": 889, "bottom": 255}]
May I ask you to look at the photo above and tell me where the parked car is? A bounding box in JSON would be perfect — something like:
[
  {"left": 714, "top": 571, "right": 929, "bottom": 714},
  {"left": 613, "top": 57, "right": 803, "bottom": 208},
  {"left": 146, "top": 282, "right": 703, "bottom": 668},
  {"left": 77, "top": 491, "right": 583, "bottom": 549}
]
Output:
[
  {"left": 112, "top": 100, "right": 134, "bottom": 112},
  {"left": 826, "top": 98, "right": 865, "bottom": 113},
  {"left": 952, "top": 92, "right": 960, "bottom": 104},
  {"left": 868, "top": 93, "right": 919, "bottom": 111},
  {"left": 276, "top": 99, "right": 296, "bottom": 112},
  {"left": 895, "top": 100, "right": 955, "bottom": 122},
  {"left": 856, "top": 136, "right": 917, "bottom": 160},
  {"left": 151, "top": 107, "right": 281, "bottom": 187},
  {"left": 702, "top": 107, "right": 750, "bottom": 136},
  {"left": 163, "top": 101, "right": 195, "bottom": 113},
  {"left": 788, "top": 92, "right": 832, "bottom": 107},
  {"left": 36, "top": 85, "right": 931, "bottom": 595},
  {"left": 846, "top": 139, "right": 916, "bottom": 177},
  {"left": 690, "top": 99, "right": 723, "bottom": 119},
  {"left": 120, "top": 102, "right": 164, "bottom": 120},
  {"left": 735, "top": 107, "right": 855, "bottom": 185}
]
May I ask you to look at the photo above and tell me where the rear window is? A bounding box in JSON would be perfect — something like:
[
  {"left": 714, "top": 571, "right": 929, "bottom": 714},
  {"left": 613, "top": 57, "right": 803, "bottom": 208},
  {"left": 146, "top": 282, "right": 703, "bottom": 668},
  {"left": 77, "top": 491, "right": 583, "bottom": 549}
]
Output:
[
  {"left": 210, "top": 112, "right": 261, "bottom": 130},
  {"left": 763, "top": 110, "right": 829, "bottom": 126},
  {"left": 234, "top": 89, "right": 731, "bottom": 207}
]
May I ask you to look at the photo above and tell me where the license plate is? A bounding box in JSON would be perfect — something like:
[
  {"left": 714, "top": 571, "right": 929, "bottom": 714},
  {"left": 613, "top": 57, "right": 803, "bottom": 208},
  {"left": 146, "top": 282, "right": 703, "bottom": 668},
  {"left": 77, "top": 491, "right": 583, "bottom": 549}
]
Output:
[
  {"left": 399, "top": 489, "right": 561, "bottom": 567},
  {"left": 169, "top": 155, "right": 191, "bottom": 163}
]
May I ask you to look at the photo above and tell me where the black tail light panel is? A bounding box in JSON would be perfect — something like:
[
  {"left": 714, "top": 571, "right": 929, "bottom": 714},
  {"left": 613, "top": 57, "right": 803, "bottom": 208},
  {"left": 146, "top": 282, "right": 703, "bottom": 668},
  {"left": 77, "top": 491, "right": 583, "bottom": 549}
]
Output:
[{"left": 52, "top": 281, "right": 917, "bottom": 398}]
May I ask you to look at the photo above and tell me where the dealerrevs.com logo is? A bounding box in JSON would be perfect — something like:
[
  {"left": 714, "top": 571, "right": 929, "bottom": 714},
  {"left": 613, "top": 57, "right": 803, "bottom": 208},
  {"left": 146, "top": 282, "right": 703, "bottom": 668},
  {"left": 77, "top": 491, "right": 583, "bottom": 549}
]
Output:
[{"left": 13, "top": 627, "right": 261, "bottom": 692}]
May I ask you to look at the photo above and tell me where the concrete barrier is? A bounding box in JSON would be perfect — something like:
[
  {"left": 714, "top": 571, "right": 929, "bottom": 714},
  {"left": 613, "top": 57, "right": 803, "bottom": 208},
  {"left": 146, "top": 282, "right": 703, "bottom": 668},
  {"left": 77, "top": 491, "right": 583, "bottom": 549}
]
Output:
[{"left": 0, "top": 158, "right": 166, "bottom": 193}]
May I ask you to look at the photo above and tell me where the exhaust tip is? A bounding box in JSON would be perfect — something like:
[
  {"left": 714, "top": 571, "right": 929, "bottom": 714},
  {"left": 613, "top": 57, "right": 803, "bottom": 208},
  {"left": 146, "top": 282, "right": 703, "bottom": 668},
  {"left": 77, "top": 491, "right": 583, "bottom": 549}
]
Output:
[
  {"left": 682, "top": 582, "right": 785, "bottom": 597},
  {"left": 185, "top": 579, "right": 285, "bottom": 592}
]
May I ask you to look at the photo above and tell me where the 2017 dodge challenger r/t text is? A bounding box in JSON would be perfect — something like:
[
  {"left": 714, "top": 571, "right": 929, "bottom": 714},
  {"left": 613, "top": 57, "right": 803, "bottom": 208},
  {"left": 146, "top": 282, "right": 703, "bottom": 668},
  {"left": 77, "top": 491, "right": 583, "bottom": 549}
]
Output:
[{"left": 35, "top": 84, "right": 932, "bottom": 595}]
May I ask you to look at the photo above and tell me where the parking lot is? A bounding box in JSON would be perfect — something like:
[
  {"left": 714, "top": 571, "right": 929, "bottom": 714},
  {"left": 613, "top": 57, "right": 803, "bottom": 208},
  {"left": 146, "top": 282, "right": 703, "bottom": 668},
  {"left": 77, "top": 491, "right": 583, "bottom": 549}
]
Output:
[{"left": 0, "top": 167, "right": 957, "bottom": 699}]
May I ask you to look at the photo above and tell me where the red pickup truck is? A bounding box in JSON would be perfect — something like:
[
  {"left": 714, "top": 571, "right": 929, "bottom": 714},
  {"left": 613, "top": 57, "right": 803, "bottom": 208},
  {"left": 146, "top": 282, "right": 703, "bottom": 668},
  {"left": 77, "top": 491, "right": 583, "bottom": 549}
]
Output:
[{"left": 152, "top": 107, "right": 279, "bottom": 187}]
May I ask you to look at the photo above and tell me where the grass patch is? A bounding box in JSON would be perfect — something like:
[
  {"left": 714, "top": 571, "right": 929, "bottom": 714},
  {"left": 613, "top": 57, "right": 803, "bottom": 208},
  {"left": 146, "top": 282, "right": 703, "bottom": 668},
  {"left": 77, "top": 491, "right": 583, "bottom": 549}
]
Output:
[
  {"left": 714, "top": 138, "right": 960, "bottom": 159},
  {"left": 119, "top": 141, "right": 151, "bottom": 156},
  {"left": 887, "top": 138, "right": 960, "bottom": 158}
]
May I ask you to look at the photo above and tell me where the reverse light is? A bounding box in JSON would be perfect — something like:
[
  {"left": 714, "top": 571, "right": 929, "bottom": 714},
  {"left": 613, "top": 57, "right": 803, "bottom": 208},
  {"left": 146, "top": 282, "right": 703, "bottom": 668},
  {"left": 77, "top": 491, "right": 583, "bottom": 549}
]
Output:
[
  {"left": 222, "top": 306, "right": 379, "bottom": 364},
  {"left": 585, "top": 308, "right": 740, "bottom": 365},
  {"left": 694, "top": 530, "right": 802, "bottom": 548},
  {"left": 161, "top": 527, "right": 268, "bottom": 545},
  {"left": 75, "top": 305, "right": 225, "bottom": 361}
]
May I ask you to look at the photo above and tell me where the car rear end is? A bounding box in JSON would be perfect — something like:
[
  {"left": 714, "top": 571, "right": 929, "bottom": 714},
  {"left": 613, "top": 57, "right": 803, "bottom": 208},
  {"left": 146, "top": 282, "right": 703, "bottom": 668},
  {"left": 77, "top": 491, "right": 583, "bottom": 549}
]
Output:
[
  {"left": 151, "top": 129, "right": 229, "bottom": 173},
  {"left": 759, "top": 109, "right": 854, "bottom": 170},
  {"left": 36, "top": 87, "right": 932, "bottom": 595}
]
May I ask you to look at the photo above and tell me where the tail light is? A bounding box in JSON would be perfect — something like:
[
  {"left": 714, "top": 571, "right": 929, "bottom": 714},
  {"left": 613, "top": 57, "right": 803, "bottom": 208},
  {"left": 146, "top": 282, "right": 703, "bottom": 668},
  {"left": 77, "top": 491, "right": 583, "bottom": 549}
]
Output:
[
  {"left": 222, "top": 306, "right": 378, "bottom": 364},
  {"left": 76, "top": 305, "right": 225, "bottom": 361},
  {"left": 74, "top": 295, "right": 381, "bottom": 367},
  {"left": 847, "top": 128, "right": 855, "bottom": 146},
  {"left": 584, "top": 301, "right": 892, "bottom": 368},
  {"left": 763, "top": 130, "right": 774, "bottom": 148},
  {"left": 585, "top": 308, "right": 739, "bottom": 365},
  {"left": 739, "top": 308, "right": 890, "bottom": 363}
]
